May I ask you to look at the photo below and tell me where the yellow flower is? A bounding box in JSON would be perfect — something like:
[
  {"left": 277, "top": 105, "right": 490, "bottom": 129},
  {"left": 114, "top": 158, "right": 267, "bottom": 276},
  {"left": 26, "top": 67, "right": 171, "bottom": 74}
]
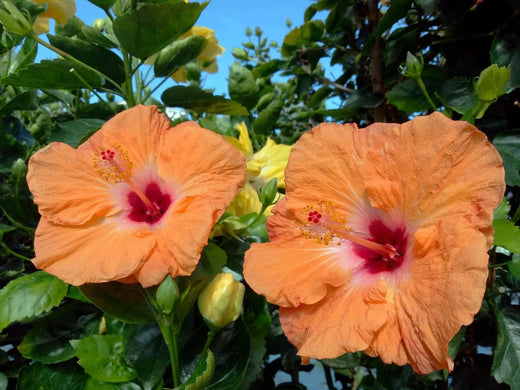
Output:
[
  {"left": 31, "top": 0, "right": 76, "bottom": 34},
  {"left": 225, "top": 122, "right": 291, "bottom": 216},
  {"left": 171, "top": 26, "right": 224, "bottom": 83}
]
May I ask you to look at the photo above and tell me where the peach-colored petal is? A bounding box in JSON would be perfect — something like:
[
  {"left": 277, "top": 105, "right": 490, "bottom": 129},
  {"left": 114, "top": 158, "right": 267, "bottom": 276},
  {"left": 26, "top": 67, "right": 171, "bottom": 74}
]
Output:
[
  {"left": 33, "top": 217, "right": 155, "bottom": 286},
  {"left": 83, "top": 104, "right": 170, "bottom": 169},
  {"left": 32, "top": 0, "right": 76, "bottom": 25},
  {"left": 158, "top": 122, "right": 246, "bottom": 210},
  {"left": 27, "top": 142, "right": 119, "bottom": 225},
  {"left": 283, "top": 123, "right": 367, "bottom": 222},
  {"left": 131, "top": 196, "right": 222, "bottom": 287}
]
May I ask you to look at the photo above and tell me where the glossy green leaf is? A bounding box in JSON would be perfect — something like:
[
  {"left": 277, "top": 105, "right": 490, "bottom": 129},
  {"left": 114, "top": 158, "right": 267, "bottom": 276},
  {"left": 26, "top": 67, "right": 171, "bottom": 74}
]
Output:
[
  {"left": 0, "top": 90, "right": 39, "bottom": 114},
  {"left": 437, "top": 78, "right": 478, "bottom": 115},
  {"left": 0, "top": 271, "right": 68, "bottom": 332},
  {"left": 124, "top": 323, "right": 170, "bottom": 390},
  {"left": 386, "top": 78, "right": 430, "bottom": 113},
  {"left": 48, "top": 34, "right": 125, "bottom": 85},
  {"left": 80, "top": 25, "right": 118, "bottom": 49},
  {"left": 180, "top": 349, "right": 215, "bottom": 390},
  {"left": 17, "top": 361, "right": 87, "bottom": 390},
  {"left": 228, "top": 63, "right": 259, "bottom": 109},
  {"left": 80, "top": 282, "right": 156, "bottom": 324},
  {"left": 492, "top": 307, "right": 520, "bottom": 389},
  {"left": 282, "top": 20, "right": 324, "bottom": 56},
  {"left": 87, "top": 0, "right": 116, "bottom": 9},
  {"left": 206, "top": 318, "right": 251, "bottom": 389},
  {"left": 84, "top": 379, "right": 141, "bottom": 390},
  {"left": 493, "top": 218, "right": 520, "bottom": 254},
  {"left": 154, "top": 34, "right": 207, "bottom": 77},
  {"left": 113, "top": 2, "right": 207, "bottom": 59},
  {"left": 508, "top": 254, "right": 520, "bottom": 281},
  {"left": 493, "top": 131, "right": 520, "bottom": 186},
  {"left": 252, "top": 96, "right": 283, "bottom": 134},
  {"left": 1, "top": 59, "right": 103, "bottom": 89},
  {"left": 48, "top": 118, "right": 105, "bottom": 147},
  {"left": 490, "top": 31, "right": 520, "bottom": 90},
  {"left": 344, "top": 89, "right": 384, "bottom": 108},
  {"left": 8, "top": 37, "right": 37, "bottom": 73},
  {"left": 161, "top": 85, "right": 248, "bottom": 115},
  {"left": 71, "top": 334, "right": 138, "bottom": 383}
]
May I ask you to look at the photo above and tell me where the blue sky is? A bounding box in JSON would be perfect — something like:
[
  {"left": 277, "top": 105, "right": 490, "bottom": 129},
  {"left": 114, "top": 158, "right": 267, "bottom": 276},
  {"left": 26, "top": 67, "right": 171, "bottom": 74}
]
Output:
[{"left": 67, "top": 0, "right": 311, "bottom": 96}]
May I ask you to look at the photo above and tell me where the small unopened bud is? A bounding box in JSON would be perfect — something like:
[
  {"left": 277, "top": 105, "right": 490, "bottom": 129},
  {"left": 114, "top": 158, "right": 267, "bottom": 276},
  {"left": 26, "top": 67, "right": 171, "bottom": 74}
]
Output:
[
  {"left": 255, "top": 27, "right": 263, "bottom": 37},
  {"left": 474, "top": 64, "right": 511, "bottom": 102},
  {"left": 93, "top": 18, "right": 105, "bottom": 31},
  {"left": 400, "top": 52, "right": 424, "bottom": 79},
  {"left": 232, "top": 48, "right": 248, "bottom": 61},
  {"left": 258, "top": 178, "right": 278, "bottom": 206},
  {"left": 12, "top": 158, "right": 27, "bottom": 184},
  {"left": 245, "top": 27, "right": 252, "bottom": 37},
  {"left": 197, "top": 273, "right": 245, "bottom": 330},
  {"left": 156, "top": 275, "right": 180, "bottom": 315}
]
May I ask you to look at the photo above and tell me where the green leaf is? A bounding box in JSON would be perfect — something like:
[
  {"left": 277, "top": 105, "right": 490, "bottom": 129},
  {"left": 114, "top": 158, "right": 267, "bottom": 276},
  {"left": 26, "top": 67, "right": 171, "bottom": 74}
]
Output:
[
  {"left": 1, "top": 59, "right": 103, "bottom": 89},
  {"left": 252, "top": 96, "right": 284, "bottom": 134},
  {"left": 493, "top": 131, "right": 520, "bottom": 186},
  {"left": 493, "top": 218, "right": 520, "bottom": 253},
  {"left": 71, "top": 334, "right": 138, "bottom": 383},
  {"left": 81, "top": 25, "right": 118, "bottom": 49},
  {"left": 0, "top": 373, "right": 6, "bottom": 390},
  {"left": 124, "top": 323, "right": 170, "bottom": 390},
  {"left": 8, "top": 37, "right": 37, "bottom": 73},
  {"left": 386, "top": 78, "right": 430, "bottom": 113},
  {"left": 87, "top": 0, "right": 116, "bottom": 9},
  {"left": 490, "top": 30, "right": 520, "bottom": 90},
  {"left": 508, "top": 254, "right": 520, "bottom": 281},
  {"left": 0, "top": 90, "right": 39, "bottom": 114},
  {"left": 251, "top": 59, "right": 284, "bottom": 79},
  {"left": 48, "top": 34, "right": 125, "bottom": 86},
  {"left": 113, "top": 2, "right": 207, "bottom": 59},
  {"left": 492, "top": 307, "right": 520, "bottom": 389},
  {"left": 0, "top": 271, "right": 68, "bottom": 332},
  {"left": 206, "top": 318, "right": 251, "bottom": 389},
  {"left": 437, "top": 78, "right": 479, "bottom": 115},
  {"left": 153, "top": 34, "right": 207, "bottom": 77},
  {"left": 48, "top": 118, "right": 105, "bottom": 147},
  {"left": 161, "top": 85, "right": 249, "bottom": 115},
  {"left": 79, "top": 282, "right": 156, "bottom": 324},
  {"left": 282, "top": 20, "right": 324, "bottom": 56},
  {"left": 84, "top": 379, "right": 141, "bottom": 390},
  {"left": 344, "top": 89, "right": 384, "bottom": 108},
  {"left": 179, "top": 349, "right": 215, "bottom": 390},
  {"left": 17, "top": 361, "right": 88, "bottom": 390},
  {"left": 228, "top": 63, "right": 259, "bottom": 110}
]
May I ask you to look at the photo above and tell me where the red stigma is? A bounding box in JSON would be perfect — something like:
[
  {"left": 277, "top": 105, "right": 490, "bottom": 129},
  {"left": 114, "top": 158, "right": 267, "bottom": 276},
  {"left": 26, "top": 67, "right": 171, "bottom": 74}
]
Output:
[{"left": 308, "top": 210, "right": 322, "bottom": 224}]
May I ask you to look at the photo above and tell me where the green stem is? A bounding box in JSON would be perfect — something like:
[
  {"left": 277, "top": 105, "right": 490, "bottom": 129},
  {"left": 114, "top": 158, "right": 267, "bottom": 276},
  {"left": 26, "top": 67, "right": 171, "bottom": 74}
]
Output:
[
  {"left": 415, "top": 77, "right": 437, "bottom": 111},
  {"left": 30, "top": 33, "right": 126, "bottom": 96},
  {"left": 121, "top": 49, "right": 136, "bottom": 107},
  {"left": 0, "top": 239, "right": 31, "bottom": 261},
  {"left": 69, "top": 69, "right": 117, "bottom": 113},
  {"left": 158, "top": 315, "right": 181, "bottom": 388}
]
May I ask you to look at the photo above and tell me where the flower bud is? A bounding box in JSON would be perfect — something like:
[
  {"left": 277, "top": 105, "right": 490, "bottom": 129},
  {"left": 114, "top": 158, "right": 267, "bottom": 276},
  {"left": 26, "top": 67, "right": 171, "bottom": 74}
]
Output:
[
  {"left": 11, "top": 158, "right": 27, "bottom": 184},
  {"left": 197, "top": 273, "right": 245, "bottom": 330},
  {"left": 258, "top": 178, "right": 278, "bottom": 206},
  {"left": 474, "top": 64, "right": 511, "bottom": 102},
  {"left": 93, "top": 18, "right": 105, "bottom": 31},
  {"left": 156, "top": 275, "right": 180, "bottom": 315},
  {"left": 400, "top": 52, "right": 424, "bottom": 79}
]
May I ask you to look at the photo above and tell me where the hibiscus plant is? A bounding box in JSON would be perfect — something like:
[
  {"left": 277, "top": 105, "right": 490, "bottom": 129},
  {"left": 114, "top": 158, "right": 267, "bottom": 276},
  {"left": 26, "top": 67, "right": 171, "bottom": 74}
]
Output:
[{"left": 0, "top": 0, "right": 519, "bottom": 389}]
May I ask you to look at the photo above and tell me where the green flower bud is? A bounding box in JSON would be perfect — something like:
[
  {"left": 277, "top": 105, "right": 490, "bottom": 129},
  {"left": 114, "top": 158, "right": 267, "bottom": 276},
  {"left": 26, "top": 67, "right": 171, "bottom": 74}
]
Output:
[
  {"left": 255, "top": 27, "right": 263, "bottom": 37},
  {"left": 198, "top": 273, "right": 245, "bottom": 330},
  {"left": 156, "top": 275, "right": 180, "bottom": 315},
  {"left": 11, "top": 158, "right": 27, "bottom": 184},
  {"left": 245, "top": 27, "right": 252, "bottom": 37},
  {"left": 232, "top": 48, "right": 248, "bottom": 61},
  {"left": 474, "top": 64, "right": 511, "bottom": 102},
  {"left": 258, "top": 178, "right": 278, "bottom": 206},
  {"left": 400, "top": 52, "right": 424, "bottom": 79},
  {"left": 93, "top": 18, "right": 105, "bottom": 31}
]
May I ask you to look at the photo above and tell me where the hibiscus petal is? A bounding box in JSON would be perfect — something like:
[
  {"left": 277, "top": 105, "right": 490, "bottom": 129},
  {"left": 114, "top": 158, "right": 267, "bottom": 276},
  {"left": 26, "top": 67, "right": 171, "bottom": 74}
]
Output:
[
  {"left": 27, "top": 142, "right": 119, "bottom": 225},
  {"left": 158, "top": 122, "right": 246, "bottom": 210},
  {"left": 33, "top": 217, "right": 155, "bottom": 286}
]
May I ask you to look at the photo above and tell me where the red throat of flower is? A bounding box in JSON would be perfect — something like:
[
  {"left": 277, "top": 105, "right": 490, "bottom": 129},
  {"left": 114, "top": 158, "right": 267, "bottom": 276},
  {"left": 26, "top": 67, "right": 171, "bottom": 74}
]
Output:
[
  {"left": 302, "top": 201, "right": 407, "bottom": 273},
  {"left": 93, "top": 144, "right": 172, "bottom": 225}
]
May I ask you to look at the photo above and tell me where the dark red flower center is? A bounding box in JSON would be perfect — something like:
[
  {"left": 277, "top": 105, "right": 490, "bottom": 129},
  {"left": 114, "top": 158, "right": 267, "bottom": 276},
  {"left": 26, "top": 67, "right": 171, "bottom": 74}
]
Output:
[
  {"left": 127, "top": 182, "right": 172, "bottom": 224},
  {"left": 353, "top": 219, "right": 408, "bottom": 273}
]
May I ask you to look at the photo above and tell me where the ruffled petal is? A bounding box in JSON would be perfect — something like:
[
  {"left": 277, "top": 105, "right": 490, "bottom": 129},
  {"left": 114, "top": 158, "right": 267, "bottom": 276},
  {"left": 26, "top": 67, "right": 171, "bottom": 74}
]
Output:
[
  {"left": 33, "top": 217, "right": 155, "bottom": 286},
  {"left": 32, "top": 0, "right": 76, "bottom": 25},
  {"left": 284, "top": 123, "right": 367, "bottom": 222},
  {"left": 362, "top": 112, "right": 504, "bottom": 242},
  {"left": 249, "top": 138, "right": 292, "bottom": 188},
  {"left": 82, "top": 105, "right": 171, "bottom": 169},
  {"left": 131, "top": 196, "right": 223, "bottom": 287},
  {"left": 27, "top": 142, "right": 119, "bottom": 225},
  {"left": 158, "top": 122, "right": 246, "bottom": 211}
]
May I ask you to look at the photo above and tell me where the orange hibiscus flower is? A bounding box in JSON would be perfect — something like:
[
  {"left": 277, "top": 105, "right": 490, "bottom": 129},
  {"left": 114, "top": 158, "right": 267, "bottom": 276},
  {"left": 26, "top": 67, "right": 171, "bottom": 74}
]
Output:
[
  {"left": 243, "top": 112, "right": 505, "bottom": 374},
  {"left": 27, "top": 105, "right": 245, "bottom": 287}
]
